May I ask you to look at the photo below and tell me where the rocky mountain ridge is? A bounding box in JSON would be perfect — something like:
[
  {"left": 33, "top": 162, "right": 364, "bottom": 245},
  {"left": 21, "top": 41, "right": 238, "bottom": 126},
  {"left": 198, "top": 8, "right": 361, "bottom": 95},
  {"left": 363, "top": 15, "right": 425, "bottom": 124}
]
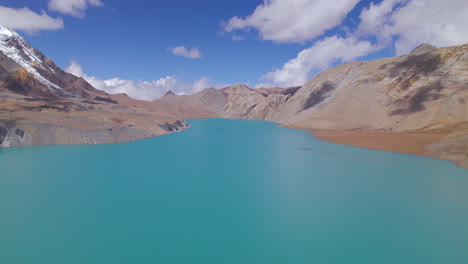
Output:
[
  {"left": 156, "top": 43, "right": 466, "bottom": 131},
  {"left": 154, "top": 43, "right": 468, "bottom": 167},
  {"left": 0, "top": 25, "right": 190, "bottom": 148},
  {"left": 0, "top": 25, "right": 466, "bottom": 168}
]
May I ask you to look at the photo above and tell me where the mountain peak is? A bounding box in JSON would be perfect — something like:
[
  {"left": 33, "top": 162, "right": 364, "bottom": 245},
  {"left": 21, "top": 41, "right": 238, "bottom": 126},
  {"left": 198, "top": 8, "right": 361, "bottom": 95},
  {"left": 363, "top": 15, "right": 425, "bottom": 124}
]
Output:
[
  {"left": 0, "top": 25, "right": 64, "bottom": 92},
  {"left": 0, "top": 26, "right": 108, "bottom": 100},
  {"left": 410, "top": 43, "right": 438, "bottom": 56},
  {"left": 164, "top": 90, "right": 175, "bottom": 97},
  {"left": 223, "top": 84, "right": 251, "bottom": 92}
]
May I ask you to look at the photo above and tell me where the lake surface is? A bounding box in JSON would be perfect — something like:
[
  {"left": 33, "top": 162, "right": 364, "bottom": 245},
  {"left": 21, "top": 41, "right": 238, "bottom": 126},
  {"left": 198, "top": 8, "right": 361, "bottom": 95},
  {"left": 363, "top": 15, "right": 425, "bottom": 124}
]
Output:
[{"left": 0, "top": 118, "right": 467, "bottom": 264}]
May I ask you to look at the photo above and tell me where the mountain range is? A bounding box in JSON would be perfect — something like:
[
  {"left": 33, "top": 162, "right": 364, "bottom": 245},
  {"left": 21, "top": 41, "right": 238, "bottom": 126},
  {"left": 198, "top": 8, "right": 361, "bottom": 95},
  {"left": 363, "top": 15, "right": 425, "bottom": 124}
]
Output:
[{"left": 1, "top": 25, "right": 467, "bottom": 168}]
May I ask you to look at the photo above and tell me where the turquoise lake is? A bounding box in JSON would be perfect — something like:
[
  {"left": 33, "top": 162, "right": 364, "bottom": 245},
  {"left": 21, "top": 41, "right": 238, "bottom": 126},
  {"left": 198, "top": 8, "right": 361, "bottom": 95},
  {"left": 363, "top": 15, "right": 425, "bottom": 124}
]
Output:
[{"left": 0, "top": 118, "right": 467, "bottom": 264}]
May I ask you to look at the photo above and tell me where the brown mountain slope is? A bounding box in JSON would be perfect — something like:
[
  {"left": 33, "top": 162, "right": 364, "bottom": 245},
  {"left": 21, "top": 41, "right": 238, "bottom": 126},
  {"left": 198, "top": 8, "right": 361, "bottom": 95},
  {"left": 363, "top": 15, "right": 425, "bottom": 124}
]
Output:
[
  {"left": 1, "top": 24, "right": 466, "bottom": 168},
  {"left": 272, "top": 43, "right": 467, "bottom": 131},
  {"left": 0, "top": 26, "right": 189, "bottom": 148},
  {"left": 155, "top": 44, "right": 468, "bottom": 168}
]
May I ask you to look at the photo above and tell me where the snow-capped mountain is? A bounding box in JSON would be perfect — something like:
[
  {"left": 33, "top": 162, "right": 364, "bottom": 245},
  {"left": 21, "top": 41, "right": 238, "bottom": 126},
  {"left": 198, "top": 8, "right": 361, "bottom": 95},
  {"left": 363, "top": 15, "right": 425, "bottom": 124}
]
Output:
[
  {"left": 0, "top": 24, "right": 109, "bottom": 100},
  {"left": 0, "top": 25, "right": 189, "bottom": 150},
  {"left": 0, "top": 26, "right": 62, "bottom": 92}
]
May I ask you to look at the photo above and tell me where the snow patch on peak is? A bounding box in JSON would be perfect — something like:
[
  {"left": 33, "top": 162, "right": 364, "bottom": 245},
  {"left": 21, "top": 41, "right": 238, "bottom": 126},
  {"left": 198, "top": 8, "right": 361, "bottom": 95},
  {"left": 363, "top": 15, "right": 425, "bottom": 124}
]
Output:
[
  {"left": 0, "top": 26, "right": 13, "bottom": 40},
  {"left": 0, "top": 25, "right": 62, "bottom": 91}
]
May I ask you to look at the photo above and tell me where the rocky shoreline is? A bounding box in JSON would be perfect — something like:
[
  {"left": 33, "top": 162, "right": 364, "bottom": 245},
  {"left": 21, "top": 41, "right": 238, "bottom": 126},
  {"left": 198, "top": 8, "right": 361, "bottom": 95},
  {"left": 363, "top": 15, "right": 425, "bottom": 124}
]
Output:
[{"left": 0, "top": 120, "right": 191, "bottom": 149}]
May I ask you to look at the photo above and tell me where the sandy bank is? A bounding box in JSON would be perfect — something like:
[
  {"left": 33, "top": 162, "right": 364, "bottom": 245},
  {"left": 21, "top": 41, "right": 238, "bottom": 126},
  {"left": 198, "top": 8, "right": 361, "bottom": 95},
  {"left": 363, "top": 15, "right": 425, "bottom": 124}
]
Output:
[{"left": 309, "top": 123, "right": 468, "bottom": 169}]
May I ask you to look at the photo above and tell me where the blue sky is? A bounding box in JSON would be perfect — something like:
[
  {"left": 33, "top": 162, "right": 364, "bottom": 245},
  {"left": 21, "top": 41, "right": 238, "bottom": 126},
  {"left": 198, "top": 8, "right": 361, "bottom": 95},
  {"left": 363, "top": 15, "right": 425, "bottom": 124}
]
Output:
[{"left": 0, "top": 0, "right": 467, "bottom": 100}]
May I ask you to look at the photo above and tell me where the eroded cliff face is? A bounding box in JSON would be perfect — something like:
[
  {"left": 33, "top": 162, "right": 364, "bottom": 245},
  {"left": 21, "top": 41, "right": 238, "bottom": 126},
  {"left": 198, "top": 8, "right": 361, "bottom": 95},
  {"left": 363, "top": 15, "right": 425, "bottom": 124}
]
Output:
[{"left": 221, "top": 85, "right": 302, "bottom": 120}]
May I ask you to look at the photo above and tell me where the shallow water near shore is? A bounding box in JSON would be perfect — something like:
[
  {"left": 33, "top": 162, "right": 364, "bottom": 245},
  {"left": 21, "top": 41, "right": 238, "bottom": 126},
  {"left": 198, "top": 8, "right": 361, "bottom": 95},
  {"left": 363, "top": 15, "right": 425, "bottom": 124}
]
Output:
[{"left": 1, "top": 118, "right": 467, "bottom": 264}]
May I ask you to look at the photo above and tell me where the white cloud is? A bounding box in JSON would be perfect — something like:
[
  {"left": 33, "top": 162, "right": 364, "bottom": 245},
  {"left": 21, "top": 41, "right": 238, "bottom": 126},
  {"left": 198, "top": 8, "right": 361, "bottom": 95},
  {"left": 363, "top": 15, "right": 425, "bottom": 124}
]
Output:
[
  {"left": 231, "top": 34, "right": 245, "bottom": 41},
  {"left": 192, "top": 77, "right": 213, "bottom": 93},
  {"left": 357, "top": 0, "right": 401, "bottom": 40},
  {"left": 223, "top": 0, "right": 360, "bottom": 43},
  {"left": 65, "top": 61, "right": 224, "bottom": 101},
  {"left": 0, "top": 6, "right": 64, "bottom": 34},
  {"left": 259, "top": 36, "right": 376, "bottom": 87},
  {"left": 65, "top": 60, "right": 84, "bottom": 77},
  {"left": 88, "top": 76, "right": 182, "bottom": 100},
  {"left": 48, "top": 0, "right": 102, "bottom": 18},
  {"left": 358, "top": 0, "right": 468, "bottom": 55},
  {"left": 389, "top": 0, "right": 468, "bottom": 55},
  {"left": 258, "top": 0, "right": 468, "bottom": 87},
  {"left": 170, "top": 46, "right": 202, "bottom": 59}
]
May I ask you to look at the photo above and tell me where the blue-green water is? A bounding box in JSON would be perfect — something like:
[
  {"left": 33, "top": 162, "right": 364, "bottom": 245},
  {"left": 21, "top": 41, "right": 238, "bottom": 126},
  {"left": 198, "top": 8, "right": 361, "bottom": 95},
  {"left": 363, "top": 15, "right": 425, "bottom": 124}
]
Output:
[{"left": 1, "top": 118, "right": 467, "bottom": 264}]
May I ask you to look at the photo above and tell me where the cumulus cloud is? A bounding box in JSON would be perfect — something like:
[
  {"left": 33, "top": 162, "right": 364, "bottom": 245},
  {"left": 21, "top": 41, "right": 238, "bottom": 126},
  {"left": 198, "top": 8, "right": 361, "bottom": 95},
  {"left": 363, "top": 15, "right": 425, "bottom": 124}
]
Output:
[
  {"left": 0, "top": 6, "right": 64, "bottom": 34},
  {"left": 86, "top": 76, "right": 183, "bottom": 100},
  {"left": 358, "top": 0, "right": 468, "bottom": 55},
  {"left": 258, "top": 0, "right": 468, "bottom": 87},
  {"left": 65, "top": 61, "right": 224, "bottom": 101},
  {"left": 223, "top": 0, "right": 360, "bottom": 43},
  {"left": 192, "top": 77, "right": 214, "bottom": 93},
  {"left": 48, "top": 0, "right": 102, "bottom": 18},
  {"left": 356, "top": 0, "right": 401, "bottom": 40},
  {"left": 259, "top": 36, "right": 377, "bottom": 87},
  {"left": 65, "top": 60, "right": 85, "bottom": 77},
  {"left": 170, "top": 46, "right": 202, "bottom": 59}
]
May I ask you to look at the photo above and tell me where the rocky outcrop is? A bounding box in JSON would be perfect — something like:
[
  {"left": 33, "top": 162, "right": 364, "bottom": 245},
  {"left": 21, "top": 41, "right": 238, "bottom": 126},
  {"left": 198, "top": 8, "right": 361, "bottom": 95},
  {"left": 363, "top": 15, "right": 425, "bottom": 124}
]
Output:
[
  {"left": 158, "top": 120, "right": 191, "bottom": 132},
  {"left": 222, "top": 85, "right": 300, "bottom": 120},
  {"left": 0, "top": 124, "right": 32, "bottom": 148},
  {"left": 0, "top": 125, "right": 7, "bottom": 145}
]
